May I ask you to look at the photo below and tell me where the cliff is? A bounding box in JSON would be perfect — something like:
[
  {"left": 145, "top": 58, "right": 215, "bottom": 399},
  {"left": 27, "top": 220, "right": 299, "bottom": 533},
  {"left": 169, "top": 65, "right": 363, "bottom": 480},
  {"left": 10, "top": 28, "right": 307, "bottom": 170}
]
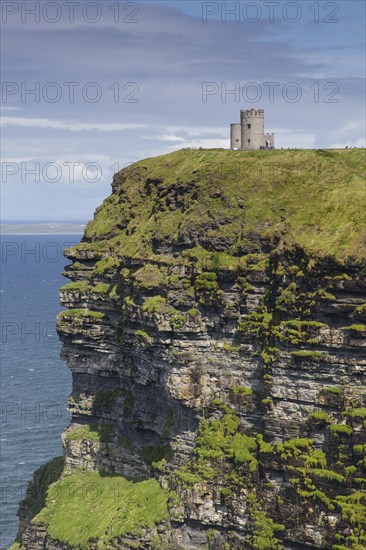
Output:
[{"left": 12, "top": 149, "right": 366, "bottom": 550}]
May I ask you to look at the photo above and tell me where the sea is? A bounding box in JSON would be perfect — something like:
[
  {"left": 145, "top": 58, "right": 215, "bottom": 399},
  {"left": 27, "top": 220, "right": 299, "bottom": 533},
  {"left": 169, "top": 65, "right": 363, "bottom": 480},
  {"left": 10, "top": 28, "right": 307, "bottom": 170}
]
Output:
[{"left": 0, "top": 234, "right": 82, "bottom": 549}]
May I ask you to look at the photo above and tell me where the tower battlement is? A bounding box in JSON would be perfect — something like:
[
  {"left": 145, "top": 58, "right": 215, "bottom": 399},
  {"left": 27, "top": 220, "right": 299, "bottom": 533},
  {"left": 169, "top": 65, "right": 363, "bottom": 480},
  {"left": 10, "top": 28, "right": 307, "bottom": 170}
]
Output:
[
  {"left": 231, "top": 109, "right": 274, "bottom": 150},
  {"left": 241, "top": 108, "right": 264, "bottom": 118}
]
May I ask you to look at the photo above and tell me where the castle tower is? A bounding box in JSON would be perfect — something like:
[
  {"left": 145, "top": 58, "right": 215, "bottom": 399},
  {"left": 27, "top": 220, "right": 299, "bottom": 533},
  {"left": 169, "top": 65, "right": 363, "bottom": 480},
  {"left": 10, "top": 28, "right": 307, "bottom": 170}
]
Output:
[
  {"left": 241, "top": 108, "right": 264, "bottom": 150},
  {"left": 230, "top": 123, "right": 241, "bottom": 149},
  {"left": 230, "top": 108, "right": 275, "bottom": 150}
]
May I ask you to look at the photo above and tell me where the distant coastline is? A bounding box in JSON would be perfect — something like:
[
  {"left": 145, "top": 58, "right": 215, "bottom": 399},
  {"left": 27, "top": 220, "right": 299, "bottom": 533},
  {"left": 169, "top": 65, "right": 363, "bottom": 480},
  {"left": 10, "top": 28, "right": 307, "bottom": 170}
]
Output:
[{"left": 0, "top": 223, "right": 86, "bottom": 235}]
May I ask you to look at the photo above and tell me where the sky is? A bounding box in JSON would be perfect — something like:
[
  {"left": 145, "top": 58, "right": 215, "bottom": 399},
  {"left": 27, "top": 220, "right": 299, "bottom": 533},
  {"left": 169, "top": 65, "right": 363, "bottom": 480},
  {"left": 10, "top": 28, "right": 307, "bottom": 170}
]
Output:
[{"left": 1, "top": 0, "right": 365, "bottom": 221}]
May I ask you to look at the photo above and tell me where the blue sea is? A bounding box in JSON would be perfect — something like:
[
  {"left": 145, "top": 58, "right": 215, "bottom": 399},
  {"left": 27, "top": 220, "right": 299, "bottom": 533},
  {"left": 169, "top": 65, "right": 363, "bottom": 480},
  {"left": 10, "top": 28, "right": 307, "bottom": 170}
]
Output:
[{"left": 0, "top": 235, "right": 81, "bottom": 549}]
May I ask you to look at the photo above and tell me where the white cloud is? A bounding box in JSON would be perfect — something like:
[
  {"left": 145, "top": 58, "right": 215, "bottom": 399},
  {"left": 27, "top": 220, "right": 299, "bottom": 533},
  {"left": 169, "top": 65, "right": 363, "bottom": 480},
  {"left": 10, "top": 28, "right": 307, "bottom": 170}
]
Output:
[
  {"left": 0, "top": 106, "right": 20, "bottom": 111},
  {"left": 165, "top": 126, "right": 228, "bottom": 137},
  {"left": 1, "top": 156, "right": 37, "bottom": 163},
  {"left": 324, "top": 120, "right": 366, "bottom": 148},
  {"left": 144, "top": 134, "right": 187, "bottom": 142},
  {"left": 1, "top": 117, "right": 146, "bottom": 132}
]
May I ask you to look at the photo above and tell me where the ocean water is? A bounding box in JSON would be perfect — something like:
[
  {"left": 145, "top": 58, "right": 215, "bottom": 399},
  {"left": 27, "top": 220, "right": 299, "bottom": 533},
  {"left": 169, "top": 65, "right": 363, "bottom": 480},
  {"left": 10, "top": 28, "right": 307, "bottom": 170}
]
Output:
[{"left": 0, "top": 235, "right": 81, "bottom": 549}]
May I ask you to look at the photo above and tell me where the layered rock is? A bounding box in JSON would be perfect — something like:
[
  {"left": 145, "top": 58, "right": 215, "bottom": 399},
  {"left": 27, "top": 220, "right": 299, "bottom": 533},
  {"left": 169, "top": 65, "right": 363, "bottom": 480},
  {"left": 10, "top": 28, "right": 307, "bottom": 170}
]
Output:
[{"left": 12, "top": 149, "right": 366, "bottom": 549}]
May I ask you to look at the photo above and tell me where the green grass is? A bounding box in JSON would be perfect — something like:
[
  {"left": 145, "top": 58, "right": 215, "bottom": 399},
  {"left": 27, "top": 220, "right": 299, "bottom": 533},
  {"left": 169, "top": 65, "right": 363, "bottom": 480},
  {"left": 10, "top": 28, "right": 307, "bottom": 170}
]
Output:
[
  {"left": 93, "top": 257, "right": 120, "bottom": 275},
  {"left": 291, "top": 350, "right": 327, "bottom": 358},
  {"left": 142, "top": 296, "right": 167, "bottom": 313},
  {"left": 60, "top": 281, "right": 90, "bottom": 292},
  {"left": 60, "top": 282, "right": 108, "bottom": 294},
  {"left": 283, "top": 320, "right": 325, "bottom": 329},
  {"left": 133, "top": 264, "right": 166, "bottom": 288},
  {"left": 330, "top": 424, "right": 352, "bottom": 436},
  {"left": 58, "top": 309, "right": 105, "bottom": 320},
  {"left": 346, "top": 324, "right": 366, "bottom": 332},
  {"left": 187, "top": 308, "right": 199, "bottom": 317},
  {"left": 247, "top": 494, "right": 284, "bottom": 550},
  {"left": 34, "top": 470, "right": 173, "bottom": 548},
  {"left": 324, "top": 387, "right": 341, "bottom": 394},
  {"left": 135, "top": 329, "right": 153, "bottom": 345},
  {"left": 174, "top": 406, "right": 259, "bottom": 488},
  {"left": 280, "top": 438, "right": 314, "bottom": 451},
  {"left": 76, "top": 149, "right": 365, "bottom": 262},
  {"left": 342, "top": 408, "right": 366, "bottom": 419},
  {"left": 310, "top": 411, "right": 332, "bottom": 423},
  {"left": 65, "top": 424, "right": 113, "bottom": 443},
  {"left": 232, "top": 386, "right": 253, "bottom": 396},
  {"left": 92, "top": 283, "right": 109, "bottom": 294},
  {"left": 195, "top": 272, "right": 218, "bottom": 291}
]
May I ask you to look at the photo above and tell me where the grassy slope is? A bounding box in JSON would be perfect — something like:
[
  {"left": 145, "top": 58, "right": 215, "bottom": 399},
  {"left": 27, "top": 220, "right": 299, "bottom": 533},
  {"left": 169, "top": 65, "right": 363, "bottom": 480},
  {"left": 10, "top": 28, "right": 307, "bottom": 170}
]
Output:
[
  {"left": 80, "top": 149, "right": 365, "bottom": 262},
  {"left": 34, "top": 470, "right": 171, "bottom": 547}
]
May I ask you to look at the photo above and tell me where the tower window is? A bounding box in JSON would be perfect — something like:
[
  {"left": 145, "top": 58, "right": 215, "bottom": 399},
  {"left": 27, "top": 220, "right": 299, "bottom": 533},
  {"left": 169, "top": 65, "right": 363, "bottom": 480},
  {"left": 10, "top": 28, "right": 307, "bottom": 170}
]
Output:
[
  {"left": 248, "top": 139, "right": 251, "bottom": 144},
  {"left": 247, "top": 124, "right": 251, "bottom": 129}
]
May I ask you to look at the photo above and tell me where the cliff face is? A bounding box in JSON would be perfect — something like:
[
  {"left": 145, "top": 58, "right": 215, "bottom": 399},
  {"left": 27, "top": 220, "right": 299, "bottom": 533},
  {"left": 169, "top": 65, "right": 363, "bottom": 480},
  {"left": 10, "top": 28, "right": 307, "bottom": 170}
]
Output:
[{"left": 13, "top": 149, "right": 366, "bottom": 550}]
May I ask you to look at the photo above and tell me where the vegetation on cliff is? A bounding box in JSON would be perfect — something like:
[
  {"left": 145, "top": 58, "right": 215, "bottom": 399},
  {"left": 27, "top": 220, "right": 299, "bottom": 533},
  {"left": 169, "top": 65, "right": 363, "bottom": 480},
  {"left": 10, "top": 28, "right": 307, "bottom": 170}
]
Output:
[
  {"left": 33, "top": 471, "right": 173, "bottom": 548},
  {"left": 70, "top": 148, "right": 365, "bottom": 262}
]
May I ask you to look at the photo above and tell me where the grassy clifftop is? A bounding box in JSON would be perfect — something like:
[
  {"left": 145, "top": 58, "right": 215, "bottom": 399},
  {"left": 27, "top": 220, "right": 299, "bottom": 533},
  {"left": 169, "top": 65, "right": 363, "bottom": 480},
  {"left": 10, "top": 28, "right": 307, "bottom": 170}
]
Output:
[{"left": 75, "top": 148, "right": 365, "bottom": 262}]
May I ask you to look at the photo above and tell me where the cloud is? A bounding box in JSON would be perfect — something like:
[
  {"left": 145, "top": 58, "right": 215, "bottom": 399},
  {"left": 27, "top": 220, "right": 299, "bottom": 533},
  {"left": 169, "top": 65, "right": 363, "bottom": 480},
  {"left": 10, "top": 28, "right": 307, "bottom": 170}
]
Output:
[
  {"left": 144, "top": 134, "right": 187, "bottom": 142},
  {"left": 326, "top": 121, "right": 366, "bottom": 148},
  {"left": 165, "top": 126, "right": 228, "bottom": 137},
  {"left": 1, "top": 117, "right": 146, "bottom": 132},
  {"left": 0, "top": 106, "right": 21, "bottom": 111}
]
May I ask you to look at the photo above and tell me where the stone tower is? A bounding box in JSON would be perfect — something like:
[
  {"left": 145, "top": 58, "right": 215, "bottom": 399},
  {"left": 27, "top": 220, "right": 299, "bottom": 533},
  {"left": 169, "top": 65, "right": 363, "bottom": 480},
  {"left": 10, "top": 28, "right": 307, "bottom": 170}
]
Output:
[{"left": 230, "top": 108, "right": 275, "bottom": 150}]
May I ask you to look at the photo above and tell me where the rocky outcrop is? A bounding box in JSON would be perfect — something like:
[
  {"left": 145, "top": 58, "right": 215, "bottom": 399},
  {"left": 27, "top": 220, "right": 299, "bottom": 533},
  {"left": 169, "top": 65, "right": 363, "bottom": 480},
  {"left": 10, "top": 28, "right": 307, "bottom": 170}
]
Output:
[{"left": 13, "top": 149, "right": 366, "bottom": 549}]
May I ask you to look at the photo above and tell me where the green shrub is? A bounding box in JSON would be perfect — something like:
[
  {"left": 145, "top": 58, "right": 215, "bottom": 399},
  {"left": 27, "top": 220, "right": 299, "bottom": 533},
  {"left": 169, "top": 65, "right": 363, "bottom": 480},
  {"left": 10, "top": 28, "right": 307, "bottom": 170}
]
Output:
[
  {"left": 187, "top": 308, "right": 199, "bottom": 317},
  {"left": 276, "top": 283, "right": 297, "bottom": 311},
  {"left": 310, "top": 468, "right": 345, "bottom": 483},
  {"left": 330, "top": 424, "right": 352, "bottom": 436},
  {"left": 135, "top": 330, "right": 153, "bottom": 345},
  {"left": 133, "top": 264, "right": 165, "bottom": 288},
  {"left": 232, "top": 386, "right": 253, "bottom": 397},
  {"left": 174, "top": 468, "right": 201, "bottom": 487},
  {"left": 195, "top": 272, "right": 218, "bottom": 291},
  {"left": 222, "top": 342, "right": 240, "bottom": 353},
  {"left": 142, "top": 296, "right": 167, "bottom": 313},
  {"left": 93, "top": 257, "right": 120, "bottom": 275},
  {"left": 92, "top": 283, "right": 109, "bottom": 294},
  {"left": 346, "top": 324, "right": 366, "bottom": 332},
  {"left": 169, "top": 311, "right": 186, "bottom": 328},
  {"left": 310, "top": 411, "right": 332, "bottom": 423},
  {"left": 343, "top": 408, "right": 366, "bottom": 419},
  {"left": 282, "top": 438, "right": 314, "bottom": 450}
]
